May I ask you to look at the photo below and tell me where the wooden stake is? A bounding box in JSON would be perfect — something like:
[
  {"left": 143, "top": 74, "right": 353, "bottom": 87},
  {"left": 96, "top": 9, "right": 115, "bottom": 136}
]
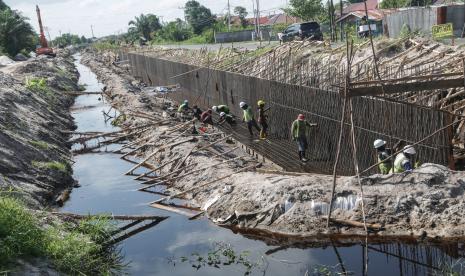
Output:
[
  {"left": 125, "top": 138, "right": 195, "bottom": 175},
  {"left": 150, "top": 163, "right": 259, "bottom": 204}
]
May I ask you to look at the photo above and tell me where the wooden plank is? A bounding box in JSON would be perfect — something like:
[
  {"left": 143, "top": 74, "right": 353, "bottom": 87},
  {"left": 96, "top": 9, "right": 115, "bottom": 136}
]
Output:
[
  {"left": 150, "top": 203, "right": 201, "bottom": 217},
  {"left": 348, "top": 78, "right": 465, "bottom": 97}
]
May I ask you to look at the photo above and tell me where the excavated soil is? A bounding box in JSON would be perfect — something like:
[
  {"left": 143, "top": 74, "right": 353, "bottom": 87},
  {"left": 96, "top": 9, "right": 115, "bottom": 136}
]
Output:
[
  {"left": 0, "top": 51, "right": 79, "bottom": 206},
  {"left": 81, "top": 50, "right": 465, "bottom": 241}
]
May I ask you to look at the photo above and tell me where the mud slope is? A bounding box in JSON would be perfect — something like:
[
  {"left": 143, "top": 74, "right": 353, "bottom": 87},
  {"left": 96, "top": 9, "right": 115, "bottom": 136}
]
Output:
[
  {"left": 82, "top": 50, "right": 465, "bottom": 240},
  {"left": 0, "top": 51, "right": 79, "bottom": 206}
]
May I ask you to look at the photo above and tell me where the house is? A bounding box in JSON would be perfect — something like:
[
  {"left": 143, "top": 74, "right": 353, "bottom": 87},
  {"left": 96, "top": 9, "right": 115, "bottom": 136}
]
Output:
[{"left": 336, "top": 0, "right": 386, "bottom": 36}]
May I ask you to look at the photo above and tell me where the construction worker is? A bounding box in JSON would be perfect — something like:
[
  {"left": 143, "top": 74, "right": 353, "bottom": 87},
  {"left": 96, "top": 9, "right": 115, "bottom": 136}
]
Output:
[
  {"left": 200, "top": 109, "right": 213, "bottom": 125},
  {"left": 212, "top": 105, "right": 230, "bottom": 114},
  {"left": 373, "top": 139, "right": 392, "bottom": 174},
  {"left": 393, "top": 145, "right": 417, "bottom": 173},
  {"left": 291, "top": 114, "right": 316, "bottom": 162},
  {"left": 177, "top": 100, "right": 189, "bottom": 112},
  {"left": 218, "top": 112, "right": 235, "bottom": 125},
  {"left": 257, "top": 100, "right": 268, "bottom": 140},
  {"left": 240, "top": 101, "right": 260, "bottom": 136},
  {"left": 192, "top": 105, "right": 202, "bottom": 120}
]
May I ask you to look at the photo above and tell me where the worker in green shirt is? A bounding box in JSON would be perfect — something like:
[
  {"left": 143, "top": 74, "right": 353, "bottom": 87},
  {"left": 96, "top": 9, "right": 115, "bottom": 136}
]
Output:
[
  {"left": 393, "top": 145, "right": 417, "bottom": 173},
  {"left": 212, "top": 105, "right": 230, "bottom": 114},
  {"left": 177, "top": 100, "right": 189, "bottom": 112},
  {"left": 373, "top": 139, "right": 392, "bottom": 174},
  {"left": 291, "top": 114, "right": 316, "bottom": 162},
  {"left": 240, "top": 101, "right": 260, "bottom": 136}
]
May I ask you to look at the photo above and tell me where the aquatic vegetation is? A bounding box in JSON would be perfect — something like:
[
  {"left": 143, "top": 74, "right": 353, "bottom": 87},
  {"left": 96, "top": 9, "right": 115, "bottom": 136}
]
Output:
[{"left": 170, "top": 241, "right": 266, "bottom": 275}]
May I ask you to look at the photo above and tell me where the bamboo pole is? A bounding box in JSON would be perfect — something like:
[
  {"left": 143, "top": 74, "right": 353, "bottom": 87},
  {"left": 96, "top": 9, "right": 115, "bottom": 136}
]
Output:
[
  {"left": 139, "top": 156, "right": 244, "bottom": 189},
  {"left": 125, "top": 138, "right": 195, "bottom": 175},
  {"left": 150, "top": 163, "right": 260, "bottom": 204}
]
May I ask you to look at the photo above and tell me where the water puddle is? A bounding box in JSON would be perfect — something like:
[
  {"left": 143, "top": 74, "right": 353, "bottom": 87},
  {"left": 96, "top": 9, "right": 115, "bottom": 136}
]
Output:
[{"left": 59, "top": 54, "right": 465, "bottom": 275}]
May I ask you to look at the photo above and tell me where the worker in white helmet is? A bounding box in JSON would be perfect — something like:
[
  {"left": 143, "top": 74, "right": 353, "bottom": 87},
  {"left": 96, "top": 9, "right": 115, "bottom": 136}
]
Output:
[
  {"left": 373, "top": 139, "right": 392, "bottom": 174},
  {"left": 393, "top": 145, "right": 417, "bottom": 173},
  {"left": 212, "top": 105, "right": 230, "bottom": 114},
  {"left": 240, "top": 101, "right": 260, "bottom": 136},
  {"left": 218, "top": 111, "right": 235, "bottom": 125}
]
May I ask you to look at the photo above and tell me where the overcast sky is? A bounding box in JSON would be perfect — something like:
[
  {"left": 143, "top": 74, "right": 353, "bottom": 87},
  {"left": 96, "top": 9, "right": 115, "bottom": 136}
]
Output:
[{"left": 5, "top": 0, "right": 288, "bottom": 39}]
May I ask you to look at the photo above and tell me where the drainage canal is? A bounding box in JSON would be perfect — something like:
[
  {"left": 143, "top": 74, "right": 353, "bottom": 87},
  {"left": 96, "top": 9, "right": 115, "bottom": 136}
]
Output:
[{"left": 59, "top": 54, "right": 464, "bottom": 275}]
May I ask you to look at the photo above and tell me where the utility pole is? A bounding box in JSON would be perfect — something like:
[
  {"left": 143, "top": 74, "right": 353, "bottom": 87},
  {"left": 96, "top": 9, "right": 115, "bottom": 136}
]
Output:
[
  {"left": 227, "top": 0, "right": 231, "bottom": 32},
  {"left": 90, "top": 25, "right": 95, "bottom": 38},
  {"left": 256, "top": 0, "right": 261, "bottom": 40},
  {"left": 339, "top": 0, "right": 343, "bottom": 41}
]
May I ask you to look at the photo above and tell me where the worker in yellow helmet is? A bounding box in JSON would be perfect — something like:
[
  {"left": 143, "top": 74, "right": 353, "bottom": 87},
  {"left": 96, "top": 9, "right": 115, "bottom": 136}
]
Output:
[{"left": 257, "top": 100, "right": 268, "bottom": 140}]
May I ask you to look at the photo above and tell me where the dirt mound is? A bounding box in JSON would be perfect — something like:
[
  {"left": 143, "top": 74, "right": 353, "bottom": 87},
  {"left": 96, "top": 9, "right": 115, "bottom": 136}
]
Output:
[{"left": 0, "top": 51, "right": 79, "bottom": 206}]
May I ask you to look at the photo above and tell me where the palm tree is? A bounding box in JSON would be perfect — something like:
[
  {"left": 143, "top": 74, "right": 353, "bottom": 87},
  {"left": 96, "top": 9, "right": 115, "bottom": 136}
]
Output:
[
  {"left": 128, "top": 14, "right": 162, "bottom": 41},
  {"left": 0, "top": 9, "right": 36, "bottom": 56}
]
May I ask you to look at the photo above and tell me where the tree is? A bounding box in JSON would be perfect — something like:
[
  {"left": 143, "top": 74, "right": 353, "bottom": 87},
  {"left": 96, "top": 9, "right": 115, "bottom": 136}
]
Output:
[
  {"left": 184, "top": 0, "right": 215, "bottom": 35},
  {"left": 128, "top": 14, "right": 162, "bottom": 41},
  {"left": 379, "top": 0, "right": 409, "bottom": 8},
  {"left": 159, "top": 19, "right": 192, "bottom": 41},
  {"left": 284, "top": 0, "right": 325, "bottom": 21},
  {"left": 0, "top": 8, "right": 36, "bottom": 56},
  {"left": 234, "top": 6, "right": 248, "bottom": 27},
  {"left": 53, "top": 33, "right": 82, "bottom": 47},
  {"left": 0, "top": 0, "right": 8, "bottom": 11}
]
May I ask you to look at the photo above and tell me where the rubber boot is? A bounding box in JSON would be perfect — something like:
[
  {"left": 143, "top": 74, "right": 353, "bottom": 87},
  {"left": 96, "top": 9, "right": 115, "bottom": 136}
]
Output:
[
  {"left": 259, "top": 130, "right": 266, "bottom": 140},
  {"left": 301, "top": 151, "right": 308, "bottom": 163},
  {"left": 298, "top": 151, "right": 303, "bottom": 161}
]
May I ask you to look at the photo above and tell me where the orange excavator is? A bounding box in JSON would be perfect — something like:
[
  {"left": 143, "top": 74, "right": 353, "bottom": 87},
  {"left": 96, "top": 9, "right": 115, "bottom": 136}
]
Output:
[{"left": 35, "top": 5, "right": 55, "bottom": 57}]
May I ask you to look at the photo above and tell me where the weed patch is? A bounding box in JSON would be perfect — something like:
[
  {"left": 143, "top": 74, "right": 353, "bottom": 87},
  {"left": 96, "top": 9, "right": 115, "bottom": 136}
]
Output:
[
  {"left": 0, "top": 196, "right": 124, "bottom": 274},
  {"left": 25, "top": 78, "right": 50, "bottom": 94},
  {"left": 31, "top": 161, "right": 70, "bottom": 173},
  {"left": 29, "top": 140, "right": 50, "bottom": 150}
]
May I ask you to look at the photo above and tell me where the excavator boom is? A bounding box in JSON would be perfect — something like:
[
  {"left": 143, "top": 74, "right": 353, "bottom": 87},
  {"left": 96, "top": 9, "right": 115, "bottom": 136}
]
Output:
[{"left": 35, "top": 5, "right": 54, "bottom": 56}]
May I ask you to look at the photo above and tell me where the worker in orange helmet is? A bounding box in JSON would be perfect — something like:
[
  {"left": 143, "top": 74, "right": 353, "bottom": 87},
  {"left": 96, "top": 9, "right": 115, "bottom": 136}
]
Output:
[{"left": 291, "top": 114, "right": 317, "bottom": 162}]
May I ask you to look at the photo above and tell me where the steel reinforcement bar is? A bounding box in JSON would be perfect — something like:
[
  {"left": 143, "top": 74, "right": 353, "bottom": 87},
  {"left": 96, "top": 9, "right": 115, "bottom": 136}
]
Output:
[{"left": 121, "top": 51, "right": 453, "bottom": 175}]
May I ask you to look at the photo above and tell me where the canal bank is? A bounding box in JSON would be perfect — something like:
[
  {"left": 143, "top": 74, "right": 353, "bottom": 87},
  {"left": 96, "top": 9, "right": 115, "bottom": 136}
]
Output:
[{"left": 69, "top": 51, "right": 465, "bottom": 275}]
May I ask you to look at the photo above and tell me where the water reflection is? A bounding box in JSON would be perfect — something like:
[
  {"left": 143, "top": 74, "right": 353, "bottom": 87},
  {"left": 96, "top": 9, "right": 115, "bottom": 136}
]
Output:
[{"left": 62, "top": 54, "right": 465, "bottom": 275}]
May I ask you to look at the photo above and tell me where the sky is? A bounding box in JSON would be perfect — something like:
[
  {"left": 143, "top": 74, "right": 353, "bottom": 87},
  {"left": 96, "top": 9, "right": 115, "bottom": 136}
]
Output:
[{"left": 5, "top": 0, "right": 288, "bottom": 39}]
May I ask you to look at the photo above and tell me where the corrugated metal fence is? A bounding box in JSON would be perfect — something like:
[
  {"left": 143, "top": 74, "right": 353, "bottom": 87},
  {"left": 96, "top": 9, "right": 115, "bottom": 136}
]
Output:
[
  {"left": 385, "top": 5, "right": 465, "bottom": 38},
  {"left": 122, "top": 51, "right": 453, "bottom": 175}
]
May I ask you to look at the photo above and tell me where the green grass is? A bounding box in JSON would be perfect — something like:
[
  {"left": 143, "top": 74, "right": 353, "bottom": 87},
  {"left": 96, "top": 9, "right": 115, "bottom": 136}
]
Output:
[
  {"left": 25, "top": 78, "right": 50, "bottom": 94},
  {"left": 29, "top": 140, "right": 50, "bottom": 150},
  {"left": 31, "top": 161, "right": 70, "bottom": 173},
  {"left": 0, "top": 196, "right": 123, "bottom": 274}
]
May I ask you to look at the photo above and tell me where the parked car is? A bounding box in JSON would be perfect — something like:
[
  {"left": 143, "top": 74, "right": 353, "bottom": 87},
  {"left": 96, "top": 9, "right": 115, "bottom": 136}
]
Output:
[{"left": 280, "top": 22, "right": 323, "bottom": 42}]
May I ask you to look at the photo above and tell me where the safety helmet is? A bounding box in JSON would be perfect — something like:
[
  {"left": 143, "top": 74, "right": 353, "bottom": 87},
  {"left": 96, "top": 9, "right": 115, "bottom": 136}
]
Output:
[
  {"left": 403, "top": 145, "right": 416, "bottom": 155},
  {"left": 373, "top": 139, "right": 386, "bottom": 149},
  {"left": 239, "top": 102, "right": 246, "bottom": 109},
  {"left": 184, "top": 100, "right": 188, "bottom": 104},
  {"left": 297, "top": 114, "right": 305, "bottom": 121},
  {"left": 220, "top": 112, "right": 226, "bottom": 117},
  {"left": 257, "top": 100, "right": 265, "bottom": 106},
  {"left": 212, "top": 106, "right": 218, "bottom": 112}
]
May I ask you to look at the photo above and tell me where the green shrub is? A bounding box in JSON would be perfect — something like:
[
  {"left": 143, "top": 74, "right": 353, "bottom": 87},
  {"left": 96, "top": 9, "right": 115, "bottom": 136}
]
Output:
[
  {"left": 0, "top": 197, "right": 45, "bottom": 263},
  {"left": 25, "top": 78, "right": 49, "bottom": 94},
  {"left": 0, "top": 196, "right": 123, "bottom": 274}
]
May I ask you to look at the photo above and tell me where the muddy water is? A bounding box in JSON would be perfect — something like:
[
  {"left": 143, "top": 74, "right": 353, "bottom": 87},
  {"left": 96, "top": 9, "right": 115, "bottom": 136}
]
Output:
[{"left": 61, "top": 54, "right": 464, "bottom": 275}]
